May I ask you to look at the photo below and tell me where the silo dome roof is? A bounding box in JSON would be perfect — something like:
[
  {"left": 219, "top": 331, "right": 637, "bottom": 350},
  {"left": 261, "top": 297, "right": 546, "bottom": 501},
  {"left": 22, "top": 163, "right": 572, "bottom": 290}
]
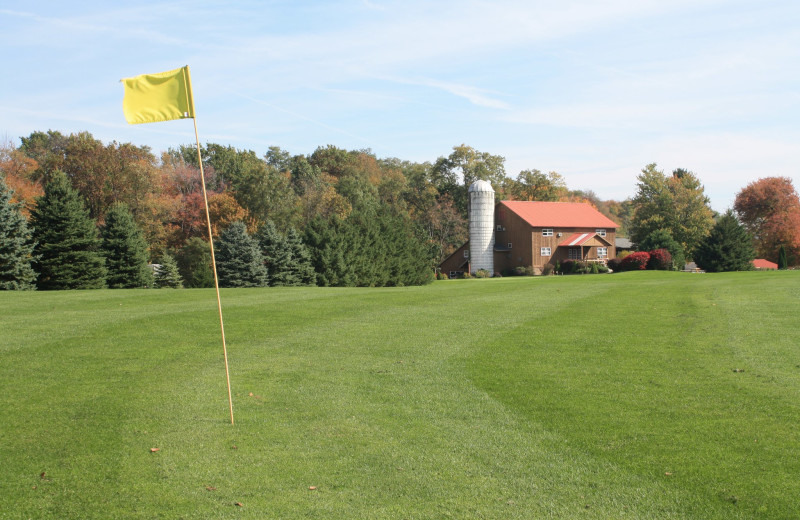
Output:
[{"left": 468, "top": 179, "right": 494, "bottom": 193}]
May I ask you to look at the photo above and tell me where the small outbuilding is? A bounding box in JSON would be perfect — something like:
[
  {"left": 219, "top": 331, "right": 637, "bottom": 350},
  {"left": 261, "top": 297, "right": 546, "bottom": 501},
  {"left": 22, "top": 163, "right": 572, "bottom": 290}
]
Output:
[{"left": 752, "top": 258, "right": 778, "bottom": 270}]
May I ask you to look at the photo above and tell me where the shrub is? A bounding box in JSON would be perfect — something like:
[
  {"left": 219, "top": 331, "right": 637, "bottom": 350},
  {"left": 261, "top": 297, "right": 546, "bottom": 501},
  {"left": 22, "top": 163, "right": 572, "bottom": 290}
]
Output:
[
  {"left": 590, "top": 262, "right": 599, "bottom": 274},
  {"left": 647, "top": 248, "right": 672, "bottom": 270},
  {"left": 621, "top": 251, "right": 650, "bottom": 271},
  {"left": 475, "top": 269, "right": 491, "bottom": 278},
  {"left": 512, "top": 266, "right": 535, "bottom": 277},
  {"left": 493, "top": 272, "right": 502, "bottom": 278},
  {"left": 541, "top": 264, "right": 554, "bottom": 276},
  {"left": 617, "top": 250, "right": 631, "bottom": 260},
  {"left": 436, "top": 271, "right": 448, "bottom": 280},
  {"left": 596, "top": 263, "right": 609, "bottom": 273},
  {"left": 560, "top": 259, "right": 576, "bottom": 274},
  {"left": 607, "top": 258, "right": 622, "bottom": 272},
  {"left": 461, "top": 271, "right": 472, "bottom": 279},
  {"left": 639, "top": 229, "right": 684, "bottom": 270}
]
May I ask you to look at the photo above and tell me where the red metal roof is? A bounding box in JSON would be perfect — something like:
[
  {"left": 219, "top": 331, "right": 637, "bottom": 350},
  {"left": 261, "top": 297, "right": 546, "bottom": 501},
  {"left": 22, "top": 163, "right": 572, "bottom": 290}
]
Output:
[
  {"left": 561, "top": 232, "right": 595, "bottom": 246},
  {"left": 752, "top": 259, "right": 778, "bottom": 269},
  {"left": 499, "top": 200, "right": 619, "bottom": 228}
]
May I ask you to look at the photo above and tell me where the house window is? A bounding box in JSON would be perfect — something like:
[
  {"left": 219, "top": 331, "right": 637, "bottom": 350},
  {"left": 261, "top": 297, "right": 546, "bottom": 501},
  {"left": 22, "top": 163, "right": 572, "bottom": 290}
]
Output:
[
  {"left": 597, "top": 247, "right": 608, "bottom": 258},
  {"left": 463, "top": 250, "right": 469, "bottom": 258},
  {"left": 496, "top": 224, "right": 503, "bottom": 231},
  {"left": 542, "top": 228, "right": 553, "bottom": 236},
  {"left": 508, "top": 242, "right": 513, "bottom": 249},
  {"left": 596, "top": 229, "right": 606, "bottom": 237},
  {"left": 568, "top": 248, "right": 581, "bottom": 260},
  {"left": 541, "top": 247, "right": 551, "bottom": 256}
]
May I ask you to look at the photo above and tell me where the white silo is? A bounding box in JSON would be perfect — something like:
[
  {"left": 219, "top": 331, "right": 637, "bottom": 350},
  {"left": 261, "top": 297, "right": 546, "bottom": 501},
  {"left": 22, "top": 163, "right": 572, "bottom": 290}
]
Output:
[{"left": 468, "top": 180, "right": 495, "bottom": 274}]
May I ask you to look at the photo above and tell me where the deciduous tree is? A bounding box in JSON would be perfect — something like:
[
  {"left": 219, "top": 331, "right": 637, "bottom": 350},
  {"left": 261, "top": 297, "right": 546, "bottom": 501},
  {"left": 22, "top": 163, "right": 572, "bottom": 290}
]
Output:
[
  {"left": 733, "top": 177, "right": 800, "bottom": 265},
  {"left": 630, "top": 164, "right": 714, "bottom": 258},
  {"left": 431, "top": 145, "right": 506, "bottom": 216},
  {"left": 505, "top": 169, "right": 566, "bottom": 201}
]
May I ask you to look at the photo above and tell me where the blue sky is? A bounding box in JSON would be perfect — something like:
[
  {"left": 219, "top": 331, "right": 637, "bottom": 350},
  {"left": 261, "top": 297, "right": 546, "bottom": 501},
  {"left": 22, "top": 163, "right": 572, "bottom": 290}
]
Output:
[{"left": 2, "top": 1, "right": 798, "bottom": 211}]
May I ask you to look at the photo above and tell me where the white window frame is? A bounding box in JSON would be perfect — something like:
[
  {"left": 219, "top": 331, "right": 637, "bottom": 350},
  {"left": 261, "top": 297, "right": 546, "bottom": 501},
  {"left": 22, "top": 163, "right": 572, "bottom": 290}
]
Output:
[
  {"left": 596, "top": 229, "right": 606, "bottom": 237},
  {"left": 541, "top": 247, "right": 551, "bottom": 256},
  {"left": 597, "top": 247, "right": 608, "bottom": 258},
  {"left": 542, "top": 228, "right": 553, "bottom": 237},
  {"left": 463, "top": 250, "right": 469, "bottom": 258},
  {"left": 507, "top": 242, "right": 512, "bottom": 249}
]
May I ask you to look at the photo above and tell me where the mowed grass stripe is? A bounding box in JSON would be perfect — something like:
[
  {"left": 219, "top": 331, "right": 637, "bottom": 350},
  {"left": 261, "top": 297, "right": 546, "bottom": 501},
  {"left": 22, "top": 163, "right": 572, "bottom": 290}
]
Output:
[
  {"left": 466, "top": 271, "right": 800, "bottom": 518},
  {"left": 1, "top": 272, "right": 798, "bottom": 518}
]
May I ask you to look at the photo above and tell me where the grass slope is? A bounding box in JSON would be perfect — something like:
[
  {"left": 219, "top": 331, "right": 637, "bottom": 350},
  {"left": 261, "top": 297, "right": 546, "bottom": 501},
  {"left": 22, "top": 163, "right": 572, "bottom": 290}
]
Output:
[{"left": 0, "top": 271, "right": 798, "bottom": 519}]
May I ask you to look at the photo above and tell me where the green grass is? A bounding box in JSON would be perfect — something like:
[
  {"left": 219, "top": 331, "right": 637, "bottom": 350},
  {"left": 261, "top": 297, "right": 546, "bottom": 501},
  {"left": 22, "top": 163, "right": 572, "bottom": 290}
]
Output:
[{"left": 1, "top": 271, "right": 798, "bottom": 518}]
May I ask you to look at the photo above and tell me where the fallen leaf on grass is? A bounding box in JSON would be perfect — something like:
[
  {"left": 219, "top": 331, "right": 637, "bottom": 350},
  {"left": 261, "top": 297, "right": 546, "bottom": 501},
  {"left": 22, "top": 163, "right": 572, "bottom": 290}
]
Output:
[
  {"left": 206, "top": 486, "right": 217, "bottom": 491},
  {"left": 235, "top": 502, "right": 243, "bottom": 507},
  {"left": 150, "top": 448, "right": 160, "bottom": 453},
  {"left": 309, "top": 486, "right": 317, "bottom": 491},
  {"left": 665, "top": 472, "right": 673, "bottom": 476}
]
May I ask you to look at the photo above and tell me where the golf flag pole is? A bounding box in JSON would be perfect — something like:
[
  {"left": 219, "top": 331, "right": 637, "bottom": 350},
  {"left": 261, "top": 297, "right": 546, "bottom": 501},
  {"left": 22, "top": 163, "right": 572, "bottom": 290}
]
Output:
[{"left": 122, "top": 66, "right": 234, "bottom": 425}]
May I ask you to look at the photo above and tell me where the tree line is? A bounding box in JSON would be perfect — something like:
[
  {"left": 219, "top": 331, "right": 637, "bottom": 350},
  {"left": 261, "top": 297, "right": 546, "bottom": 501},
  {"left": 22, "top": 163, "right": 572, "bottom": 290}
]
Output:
[
  {"left": 2, "top": 130, "right": 798, "bottom": 289},
  {"left": 624, "top": 164, "right": 799, "bottom": 272}
]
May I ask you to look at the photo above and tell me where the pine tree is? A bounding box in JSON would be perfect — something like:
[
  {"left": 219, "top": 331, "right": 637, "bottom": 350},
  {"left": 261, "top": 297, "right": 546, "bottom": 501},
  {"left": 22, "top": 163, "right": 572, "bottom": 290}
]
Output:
[
  {"left": 0, "top": 178, "right": 38, "bottom": 290},
  {"left": 101, "top": 202, "right": 152, "bottom": 288},
  {"left": 778, "top": 244, "right": 788, "bottom": 269},
  {"left": 255, "top": 220, "right": 292, "bottom": 286},
  {"left": 694, "top": 210, "right": 756, "bottom": 272},
  {"left": 304, "top": 216, "right": 353, "bottom": 287},
  {"left": 176, "top": 237, "right": 214, "bottom": 288},
  {"left": 30, "top": 172, "right": 107, "bottom": 289},
  {"left": 285, "top": 227, "right": 316, "bottom": 286},
  {"left": 215, "top": 221, "right": 268, "bottom": 287},
  {"left": 153, "top": 252, "right": 183, "bottom": 288}
]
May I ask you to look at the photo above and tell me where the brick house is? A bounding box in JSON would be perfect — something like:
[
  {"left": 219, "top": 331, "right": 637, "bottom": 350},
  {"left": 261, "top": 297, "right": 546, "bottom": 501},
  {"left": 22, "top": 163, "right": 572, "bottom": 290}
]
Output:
[{"left": 439, "top": 200, "right": 619, "bottom": 277}]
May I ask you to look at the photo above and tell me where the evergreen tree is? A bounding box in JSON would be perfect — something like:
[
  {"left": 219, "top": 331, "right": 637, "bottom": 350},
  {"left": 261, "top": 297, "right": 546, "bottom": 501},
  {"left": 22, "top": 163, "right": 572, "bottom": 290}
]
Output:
[
  {"left": 30, "top": 172, "right": 107, "bottom": 289},
  {"left": 778, "top": 244, "right": 788, "bottom": 269},
  {"left": 0, "top": 178, "right": 37, "bottom": 290},
  {"left": 176, "top": 237, "right": 214, "bottom": 288},
  {"left": 101, "top": 202, "right": 152, "bottom": 288},
  {"left": 694, "top": 210, "right": 756, "bottom": 272},
  {"left": 255, "top": 220, "right": 292, "bottom": 286},
  {"left": 215, "top": 221, "right": 268, "bottom": 287},
  {"left": 153, "top": 252, "right": 183, "bottom": 288},
  {"left": 303, "top": 208, "right": 433, "bottom": 287},
  {"left": 285, "top": 227, "right": 317, "bottom": 286},
  {"left": 304, "top": 216, "right": 354, "bottom": 287}
]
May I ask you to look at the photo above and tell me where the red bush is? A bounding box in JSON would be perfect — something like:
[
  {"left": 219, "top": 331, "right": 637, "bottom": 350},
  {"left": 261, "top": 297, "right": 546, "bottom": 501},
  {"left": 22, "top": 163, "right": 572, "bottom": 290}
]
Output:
[
  {"left": 647, "top": 248, "right": 672, "bottom": 270},
  {"left": 620, "top": 251, "right": 650, "bottom": 271}
]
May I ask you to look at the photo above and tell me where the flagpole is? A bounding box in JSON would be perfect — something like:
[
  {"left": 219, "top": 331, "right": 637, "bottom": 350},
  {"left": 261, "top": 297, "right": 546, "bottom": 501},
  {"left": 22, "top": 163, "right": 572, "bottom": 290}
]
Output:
[
  {"left": 193, "top": 116, "right": 235, "bottom": 426},
  {"left": 122, "top": 65, "right": 234, "bottom": 425}
]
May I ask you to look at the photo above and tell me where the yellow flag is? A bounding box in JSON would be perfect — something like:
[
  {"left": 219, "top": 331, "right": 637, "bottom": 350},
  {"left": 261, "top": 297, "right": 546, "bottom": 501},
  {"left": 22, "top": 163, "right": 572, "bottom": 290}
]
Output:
[{"left": 122, "top": 66, "right": 195, "bottom": 124}]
